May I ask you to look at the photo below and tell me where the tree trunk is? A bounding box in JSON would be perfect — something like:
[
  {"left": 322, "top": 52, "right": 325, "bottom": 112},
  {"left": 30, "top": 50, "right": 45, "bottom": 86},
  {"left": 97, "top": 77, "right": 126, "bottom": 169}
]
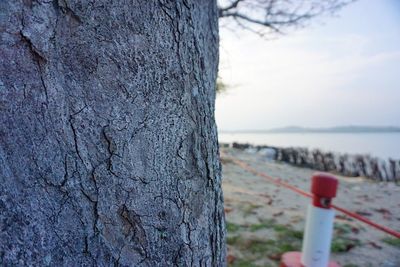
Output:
[{"left": 0, "top": 1, "right": 225, "bottom": 266}]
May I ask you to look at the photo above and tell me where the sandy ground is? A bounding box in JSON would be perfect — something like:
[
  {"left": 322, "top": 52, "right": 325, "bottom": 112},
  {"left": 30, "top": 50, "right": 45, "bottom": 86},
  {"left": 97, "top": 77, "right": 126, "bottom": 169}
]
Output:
[{"left": 221, "top": 147, "right": 400, "bottom": 267}]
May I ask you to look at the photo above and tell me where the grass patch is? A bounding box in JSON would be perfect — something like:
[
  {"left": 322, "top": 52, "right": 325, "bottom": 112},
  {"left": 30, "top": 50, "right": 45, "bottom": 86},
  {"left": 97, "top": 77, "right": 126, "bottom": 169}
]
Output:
[
  {"left": 229, "top": 232, "right": 302, "bottom": 259},
  {"left": 343, "top": 264, "right": 359, "bottom": 267},
  {"left": 274, "top": 224, "right": 303, "bottom": 240},
  {"left": 244, "top": 237, "right": 300, "bottom": 260},
  {"left": 242, "top": 203, "right": 262, "bottom": 216},
  {"left": 247, "top": 239, "right": 276, "bottom": 254},
  {"left": 289, "top": 230, "right": 303, "bottom": 240},
  {"left": 231, "top": 259, "right": 256, "bottom": 267},
  {"left": 334, "top": 223, "right": 353, "bottom": 235},
  {"left": 273, "top": 224, "right": 287, "bottom": 232},
  {"left": 382, "top": 237, "right": 400, "bottom": 247},
  {"left": 331, "top": 237, "right": 361, "bottom": 253},
  {"left": 226, "top": 219, "right": 305, "bottom": 266},
  {"left": 331, "top": 223, "right": 361, "bottom": 253},
  {"left": 249, "top": 219, "right": 276, "bottom": 232},
  {"left": 227, "top": 235, "right": 241, "bottom": 245},
  {"left": 276, "top": 242, "right": 297, "bottom": 252},
  {"left": 331, "top": 238, "right": 349, "bottom": 253},
  {"left": 227, "top": 222, "right": 241, "bottom": 233}
]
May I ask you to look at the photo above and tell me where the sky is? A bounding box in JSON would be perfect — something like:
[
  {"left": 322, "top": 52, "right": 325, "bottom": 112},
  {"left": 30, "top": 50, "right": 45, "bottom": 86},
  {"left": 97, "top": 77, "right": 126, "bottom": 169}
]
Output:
[{"left": 216, "top": 0, "right": 400, "bottom": 131}]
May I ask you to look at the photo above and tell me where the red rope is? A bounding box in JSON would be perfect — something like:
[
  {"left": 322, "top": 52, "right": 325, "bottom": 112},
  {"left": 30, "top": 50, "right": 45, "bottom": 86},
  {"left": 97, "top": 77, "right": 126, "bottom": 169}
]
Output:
[
  {"left": 228, "top": 156, "right": 400, "bottom": 239},
  {"left": 331, "top": 205, "right": 400, "bottom": 239}
]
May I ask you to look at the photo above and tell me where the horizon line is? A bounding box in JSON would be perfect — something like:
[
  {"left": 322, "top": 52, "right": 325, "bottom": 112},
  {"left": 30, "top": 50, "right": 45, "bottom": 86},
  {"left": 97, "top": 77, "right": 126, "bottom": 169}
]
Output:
[{"left": 219, "top": 125, "right": 400, "bottom": 133}]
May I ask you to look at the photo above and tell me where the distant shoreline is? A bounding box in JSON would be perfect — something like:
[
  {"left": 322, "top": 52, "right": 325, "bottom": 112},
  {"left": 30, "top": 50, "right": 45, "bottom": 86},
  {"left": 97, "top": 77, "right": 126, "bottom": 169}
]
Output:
[
  {"left": 220, "top": 126, "right": 400, "bottom": 134},
  {"left": 218, "top": 129, "right": 400, "bottom": 160},
  {"left": 220, "top": 142, "right": 400, "bottom": 182},
  {"left": 220, "top": 131, "right": 400, "bottom": 134}
]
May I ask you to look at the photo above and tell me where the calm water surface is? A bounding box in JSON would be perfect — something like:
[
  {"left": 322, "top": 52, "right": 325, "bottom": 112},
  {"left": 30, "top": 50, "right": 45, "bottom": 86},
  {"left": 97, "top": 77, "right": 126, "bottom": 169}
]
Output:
[{"left": 218, "top": 132, "right": 400, "bottom": 160}]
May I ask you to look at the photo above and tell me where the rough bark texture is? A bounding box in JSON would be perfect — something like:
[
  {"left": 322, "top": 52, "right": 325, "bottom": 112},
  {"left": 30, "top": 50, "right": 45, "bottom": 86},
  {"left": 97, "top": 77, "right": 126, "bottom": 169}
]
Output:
[{"left": 0, "top": 1, "right": 225, "bottom": 266}]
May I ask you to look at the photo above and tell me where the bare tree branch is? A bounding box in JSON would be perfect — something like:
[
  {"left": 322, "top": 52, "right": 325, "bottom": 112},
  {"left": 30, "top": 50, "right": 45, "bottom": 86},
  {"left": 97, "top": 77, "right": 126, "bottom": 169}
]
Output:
[
  {"left": 219, "top": 0, "right": 242, "bottom": 14},
  {"left": 218, "top": 0, "right": 355, "bottom": 36}
]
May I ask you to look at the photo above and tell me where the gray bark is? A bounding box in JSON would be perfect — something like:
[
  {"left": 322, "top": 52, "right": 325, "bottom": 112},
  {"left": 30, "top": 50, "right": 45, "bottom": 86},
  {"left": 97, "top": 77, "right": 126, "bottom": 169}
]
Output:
[{"left": 0, "top": 0, "right": 225, "bottom": 266}]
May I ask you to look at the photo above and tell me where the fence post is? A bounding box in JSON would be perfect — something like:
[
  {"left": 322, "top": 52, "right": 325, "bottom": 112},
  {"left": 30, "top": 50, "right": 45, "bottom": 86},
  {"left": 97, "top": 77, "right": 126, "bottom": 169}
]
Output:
[{"left": 280, "top": 173, "right": 340, "bottom": 267}]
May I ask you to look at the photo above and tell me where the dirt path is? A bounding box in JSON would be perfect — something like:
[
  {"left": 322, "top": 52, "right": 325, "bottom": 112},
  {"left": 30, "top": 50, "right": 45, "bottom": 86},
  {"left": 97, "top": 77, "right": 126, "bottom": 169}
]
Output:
[{"left": 221, "top": 147, "right": 400, "bottom": 267}]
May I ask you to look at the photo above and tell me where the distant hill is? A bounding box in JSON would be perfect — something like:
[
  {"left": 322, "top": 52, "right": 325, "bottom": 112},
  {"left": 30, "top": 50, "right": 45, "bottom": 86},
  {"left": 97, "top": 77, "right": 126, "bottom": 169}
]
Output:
[{"left": 221, "top": 126, "right": 400, "bottom": 133}]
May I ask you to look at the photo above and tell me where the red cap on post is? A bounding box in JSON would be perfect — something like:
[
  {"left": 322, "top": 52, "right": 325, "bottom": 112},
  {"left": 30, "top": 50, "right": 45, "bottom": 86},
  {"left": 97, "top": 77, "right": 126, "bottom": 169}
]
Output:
[{"left": 311, "top": 173, "right": 338, "bottom": 209}]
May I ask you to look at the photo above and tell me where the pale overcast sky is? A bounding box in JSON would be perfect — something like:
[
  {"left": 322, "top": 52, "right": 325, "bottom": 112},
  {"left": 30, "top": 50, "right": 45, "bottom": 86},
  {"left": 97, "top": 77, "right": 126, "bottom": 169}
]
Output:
[{"left": 216, "top": 0, "right": 400, "bottom": 131}]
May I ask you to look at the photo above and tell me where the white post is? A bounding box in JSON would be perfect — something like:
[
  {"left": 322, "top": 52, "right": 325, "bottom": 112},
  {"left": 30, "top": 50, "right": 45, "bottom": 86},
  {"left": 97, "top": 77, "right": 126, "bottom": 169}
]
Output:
[{"left": 301, "top": 173, "right": 338, "bottom": 267}]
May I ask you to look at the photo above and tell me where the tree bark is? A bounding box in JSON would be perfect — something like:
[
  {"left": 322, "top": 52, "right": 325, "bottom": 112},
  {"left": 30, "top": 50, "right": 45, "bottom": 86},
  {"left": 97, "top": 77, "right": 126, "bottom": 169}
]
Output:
[{"left": 0, "top": 1, "right": 225, "bottom": 266}]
